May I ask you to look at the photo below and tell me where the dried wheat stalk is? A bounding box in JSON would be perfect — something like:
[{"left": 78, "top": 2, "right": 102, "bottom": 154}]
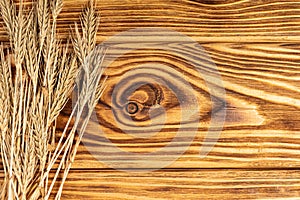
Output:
[{"left": 0, "top": 0, "right": 105, "bottom": 199}]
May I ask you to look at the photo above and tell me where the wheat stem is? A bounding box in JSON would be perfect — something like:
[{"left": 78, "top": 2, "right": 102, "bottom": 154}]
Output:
[{"left": 0, "top": 0, "right": 104, "bottom": 199}]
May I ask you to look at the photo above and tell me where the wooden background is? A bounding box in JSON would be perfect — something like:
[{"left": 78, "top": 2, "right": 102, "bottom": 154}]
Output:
[{"left": 3, "top": 0, "right": 300, "bottom": 199}]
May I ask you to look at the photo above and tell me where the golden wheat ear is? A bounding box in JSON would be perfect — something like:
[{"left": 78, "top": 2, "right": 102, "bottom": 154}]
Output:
[
  {"left": 72, "top": 0, "right": 99, "bottom": 64},
  {"left": 0, "top": 0, "right": 104, "bottom": 199}
]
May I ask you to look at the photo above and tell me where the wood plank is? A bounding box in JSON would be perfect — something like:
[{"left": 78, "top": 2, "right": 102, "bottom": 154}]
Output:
[
  {"left": 71, "top": 129, "right": 300, "bottom": 169},
  {"left": 3, "top": 169, "right": 300, "bottom": 199},
  {"left": 2, "top": 0, "right": 300, "bottom": 42},
  {"left": 49, "top": 169, "right": 300, "bottom": 199},
  {"left": 2, "top": 41, "right": 300, "bottom": 169},
  {"left": 53, "top": 41, "right": 300, "bottom": 169}
]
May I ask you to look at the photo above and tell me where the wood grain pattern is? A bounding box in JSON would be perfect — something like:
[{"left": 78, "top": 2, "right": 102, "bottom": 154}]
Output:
[
  {"left": 29, "top": 170, "right": 300, "bottom": 199},
  {"left": 2, "top": 0, "right": 300, "bottom": 43},
  {"left": 56, "top": 41, "right": 300, "bottom": 169},
  {"left": 1, "top": 0, "right": 300, "bottom": 199},
  {"left": 2, "top": 170, "right": 300, "bottom": 199},
  {"left": 58, "top": 170, "right": 300, "bottom": 199}
]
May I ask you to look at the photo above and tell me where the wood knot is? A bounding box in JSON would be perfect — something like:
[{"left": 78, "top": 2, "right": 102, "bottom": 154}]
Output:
[{"left": 126, "top": 101, "right": 139, "bottom": 115}]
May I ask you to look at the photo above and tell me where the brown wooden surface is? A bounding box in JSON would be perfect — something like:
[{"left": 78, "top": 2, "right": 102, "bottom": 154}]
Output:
[
  {"left": 50, "top": 170, "right": 300, "bottom": 199},
  {"left": 66, "top": 41, "right": 300, "bottom": 169},
  {"left": 2, "top": 0, "right": 300, "bottom": 199},
  {"left": 2, "top": 169, "right": 300, "bottom": 199}
]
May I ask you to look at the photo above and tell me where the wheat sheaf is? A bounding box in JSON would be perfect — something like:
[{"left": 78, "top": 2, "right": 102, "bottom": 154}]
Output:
[{"left": 0, "top": 0, "right": 105, "bottom": 199}]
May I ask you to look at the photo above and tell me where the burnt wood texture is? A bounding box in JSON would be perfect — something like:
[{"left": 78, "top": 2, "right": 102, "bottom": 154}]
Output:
[{"left": 2, "top": 0, "right": 300, "bottom": 199}]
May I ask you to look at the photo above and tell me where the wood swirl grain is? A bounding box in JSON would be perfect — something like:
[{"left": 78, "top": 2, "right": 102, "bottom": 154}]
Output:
[
  {"left": 1, "top": 45, "right": 300, "bottom": 170},
  {"left": 54, "top": 41, "right": 300, "bottom": 169}
]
